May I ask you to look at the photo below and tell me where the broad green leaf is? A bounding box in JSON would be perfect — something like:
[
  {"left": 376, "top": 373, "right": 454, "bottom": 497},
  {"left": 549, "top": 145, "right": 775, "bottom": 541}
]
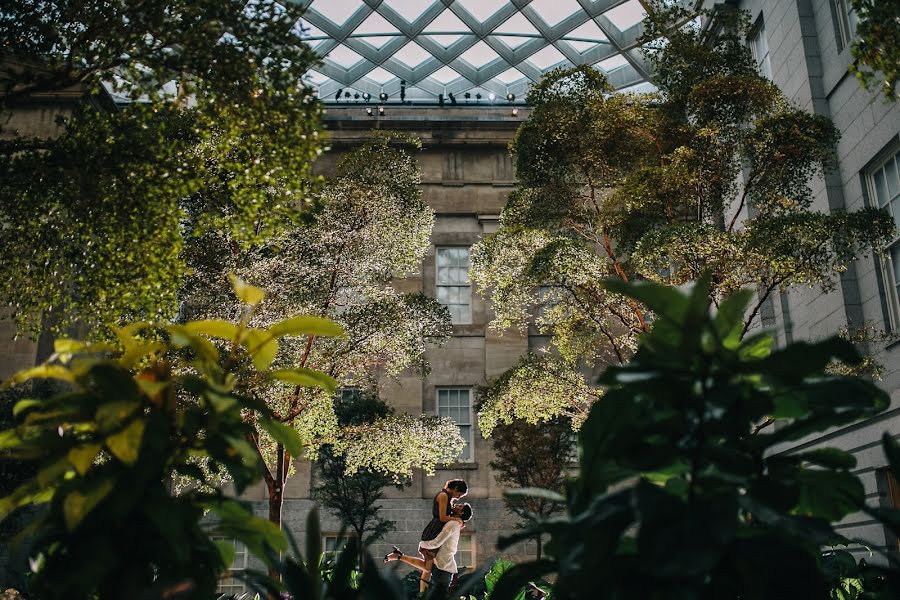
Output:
[
  {"left": 96, "top": 401, "right": 141, "bottom": 430},
  {"left": 269, "top": 368, "right": 337, "bottom": 393},
  {"left": 12, "top": 398, "right": 41, "bottom": 417},
  {"left": 68, "top": 444, "right": 102, "bottom": 475},
  {"left": 794, "top": 469, "right": 864, "bottom": 521},
  {"left": 106, "top": 419, "right": 146, "bottom": 465},
  {"left": 215, "top": 539, "right": 236, "bottom": 569},
  {"left": 119, "top": 340, "right": 166, "bottom": 368},
  {"left": 184, "top": 319, "right": 240, "bottom": 341},
  {"left": 269, "top": 315, "right": 344, "bottom": 338},
  {"left": 63, "top": 479, "right": 114, "bottom": 531},
  {"left": 166, "top": 325, "right": 219, "bottom": 363},
  {"left": 5, "top": 364, "right": 76, "bottom": 387},
  {"left": 259, "top": 418, "right": 305, "bottom": 457},
  {"left": 136, "top": 378, "right": 170, "bottom": 399},
  {"left": 228, "top": 273, "right": 265, "bottom": 306},
  {"left": 0, "top": 429, "right": 22, "bottom": 449},
  {"left": 796, "top": 448, "right": 856, "bottom": 470},
  {"left": 245, "top": 329, "right": 278, "bottom": 371}
]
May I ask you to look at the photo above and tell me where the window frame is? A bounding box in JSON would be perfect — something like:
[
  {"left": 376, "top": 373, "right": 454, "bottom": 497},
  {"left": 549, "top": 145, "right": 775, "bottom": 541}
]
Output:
[
  {"left": 830, "top": 0, "right": 858, "bottom": 52},
  {"left": 213, "top": 538, "right": 249, "bottom": 596},
  {"left": 866, "top": 144, "right": 900, "bottom": 330},
  {"left": 436, "top": 387, "right": 475, "bottom": 462},
  {"left": 322, "top": 533, "right": 358, "bottom": 561},
  {"left": 435, "top": 246, "right": 473, "bottom": 325},
  {"left": 748, "top": 16, "right": 772, "bottom": 80},
  {"left": 456, "top": 532, "right": 476, "bottom": 571}
]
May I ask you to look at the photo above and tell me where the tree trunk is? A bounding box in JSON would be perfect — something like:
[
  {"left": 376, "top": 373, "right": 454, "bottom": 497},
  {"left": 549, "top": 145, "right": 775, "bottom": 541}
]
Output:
[{"left": 265, "top": 443, "right": 288, "bottom": 583}]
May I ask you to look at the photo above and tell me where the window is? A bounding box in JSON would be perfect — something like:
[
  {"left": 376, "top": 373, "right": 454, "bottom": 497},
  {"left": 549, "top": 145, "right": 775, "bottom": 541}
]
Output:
[
  {"left": 831, "top": 0, "right": 859, "bottom": 51},
  {"left": 749, "top": 18, "right": 772, "bottom": 80},
  {"left": 323, "top": 534, "right": 357, "bottom": 560},
  {"left": 436, "top": 247, "right": 472, "bottom": 324},
  {"left": 869, "top": 149, "right": 900, "bottom": 328},
  {"left": 214, "top": 538, "right": 248, "bottom": 596},
  {"left": 336, "top": 387, "right": 363, "bottom": 405},
  {"left": 437, "top": 388, "right": 473, "bottom": 461},
  {"left": 456, "top": 533, "right": 475, "bottom": 570}
]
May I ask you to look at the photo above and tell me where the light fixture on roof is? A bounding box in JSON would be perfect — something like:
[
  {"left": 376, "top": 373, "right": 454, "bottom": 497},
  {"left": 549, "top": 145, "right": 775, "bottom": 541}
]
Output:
[
  {"left": 506, "top": 92, "right": 515, "bottom": 102},
  {"left": 438, "top": 93, "right": 445, "bottom": 107},
  {"left": 379, "top": 92, "right": 388, "bottom": 102},
  {"left": 448, "top": 92, "right": 457, "bottom": 105},
  {"left": 362, "top": 92, "right": 371, "bottom": 102},
  {"left": 511, "top": 107, "right": 519, "bottom": 117},
  {"left": 488, "top": 92, "right": 496, "bottom": 102},
  {"left": 378, "top": 105, "right": 385, "bottom": 115},
  {"left": 475, "top": 93, "right": 482, "bottom": 101},
  {"left": 335, "top": 88, "right": 343, "bottom": 102},
  {"left": 400, "top": 80, "right": 406, "bottom": 103},
  {"left": 366, "top": 107, "right": 373, "bottom": 115}
]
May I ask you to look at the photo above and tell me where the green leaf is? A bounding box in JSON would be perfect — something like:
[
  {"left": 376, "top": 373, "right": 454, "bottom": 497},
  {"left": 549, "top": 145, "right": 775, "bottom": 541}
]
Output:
[
  {"left": 12, "top": 398, "right": 41, "bottom": 417},
  {"left": 184, "top": 319, "right": 240, "bottom": 341},
  {"left": 63, "top": 479, "right": 114, "bottom": 531},
  {"left": 795, "top": 469, "right": 864, "bottom": 521},
  {"left": 105, "top": 419, "right": 146, "bottom": 465},
  {"left": 269, "top": 315, "right": 344, "bottom": 338},
  {"left": 68, "top": 444, "right": 102, "bottom": 475},
  {"left": 215, "top": 539, "right": 236, "bottom": 569},
  {"left": 166, "top": 325, "right": 219, "bottom": 363},
  {"left": 96, "top": 401, "right": 141, "bottom": 430},
  {"left": 228, "top": 273, "right": 265, "bottom": 306},
  {"left": 796, "top": 448, "right": 856, "bottom": 470},
  {"left": 259, "top": 418, "right": 305, "bottom": 457},
  {"left": 245, "top": 329, "right": 278, "bottom": 371},
  {"left": 6, "top": 364, "right": 77, "bottom": 387},
  {"left": 269, "top": 368, "right": 337, "bottom": 393}
]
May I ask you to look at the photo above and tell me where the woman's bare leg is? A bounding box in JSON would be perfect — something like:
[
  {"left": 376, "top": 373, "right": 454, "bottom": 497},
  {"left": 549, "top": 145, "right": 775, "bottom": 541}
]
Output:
[
  {"left": 395, "top": 554, "right": 428, "bottom": 572},
  {"left": 419, "top": 557, "right": 434, "bottom": 593}
]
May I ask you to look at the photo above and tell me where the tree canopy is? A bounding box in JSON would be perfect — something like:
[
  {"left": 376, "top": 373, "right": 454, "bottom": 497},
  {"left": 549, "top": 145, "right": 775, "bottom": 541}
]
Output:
[
  {"left": 0, "top": 0, "right": 324, "bottom": 337},
  {"left": 471, "top": 3, "right": 894, "bottom": 435}
]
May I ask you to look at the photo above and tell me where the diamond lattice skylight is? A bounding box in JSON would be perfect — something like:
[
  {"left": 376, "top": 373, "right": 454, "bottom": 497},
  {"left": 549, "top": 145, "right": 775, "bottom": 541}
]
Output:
[{"left": 299, "top": 0, "right": 666, "bottom": 103}]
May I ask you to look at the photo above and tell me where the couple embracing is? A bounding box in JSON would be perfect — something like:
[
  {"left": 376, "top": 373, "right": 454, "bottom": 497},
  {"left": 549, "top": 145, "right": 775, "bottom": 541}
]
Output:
[{"left": 384, "top": 479, "right": 473, "bottom": 594}]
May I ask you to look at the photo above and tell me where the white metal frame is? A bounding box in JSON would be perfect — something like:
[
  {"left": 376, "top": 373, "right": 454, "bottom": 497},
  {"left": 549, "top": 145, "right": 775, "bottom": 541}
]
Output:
[{"left": 437, "top": 387, "right": 475, "bottom": 462}]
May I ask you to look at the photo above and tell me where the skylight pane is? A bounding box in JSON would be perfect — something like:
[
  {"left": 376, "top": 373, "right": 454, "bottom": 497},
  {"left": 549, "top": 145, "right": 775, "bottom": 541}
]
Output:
[
  {"left": 365, "top": 67, "right": 395, "bottom": 84},
  {"left": 431, "top": 66, "right": 461, "bottom": 84},
  {"left": 355, "top": 12, "right": 400, "bottom": 35},
  {"left": 596, "top": 55, "right": 629, "bottom": 72},
  {"left": 492, "top": 35, "right": 535, "bottom": 50},
  {"left": 495, "top": 12, "right": 540, "bottom": 36},
  {"left": 603, "top": 0, "right": 646, "bottom": 31},
  {"left": 325, "top": 45, "right": 364, "bottom": 68},
  {"left": 310, "top": 0, "right": 361, "bottom": 26},
  {"left": 527, "top": 45, "right": 568, "bottom": 70},
  {"left": 459, "top": 41, "right": 501, "bottom": 69},
  {"left": 394, "top": 41, "right": 431, "bottom": 68},
  {"left": 528, "top": 0, "right": 585, "bottom": 27},
  {"left": 359, "top": 36, "right": 401, "bottom": 49},
  {"left": 565, "top": 20, "right": 608, "bottom": 43},
  {"left": 305, "top": 70, "right": 330, "bottom": 85},
  {"left": 382, "top": 0, "right": 432, "bottom": 23},
  {"left": 425, "top": 34, "right": 466, "bottom": 47},
  {"left": 456, "top": 0, "right": 506, "bottom": 23},
  {"left": 423, "top": 9, "right": 469, "bottom": 33},
  {"left": 496, "top": 67, "right": 527, "bottom": 84}
]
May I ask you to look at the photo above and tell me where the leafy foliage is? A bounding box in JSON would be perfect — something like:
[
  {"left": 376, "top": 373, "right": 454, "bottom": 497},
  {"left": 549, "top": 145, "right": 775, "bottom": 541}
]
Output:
[
  {"left": 0, "top": 277, "right": 339, "bottom": 599},
  {"left": 183, "top": 133, "right": 462, "bottom": 526},
  {"left": 0, "top": 0, "right": 324, "bottom": 337},
  {"left": 490, "top": 277, "right": 892, "bottom": 600},
  {"left": 312, "top": 390, "right": 405, "bottom": 555},
  {"left": 471, "top": 2, "right": 894, "bottom": 432},
  {"left": 488, "top": 418, "right": 573, "bottom": 559},
  {"left": 849, "top": 0, "right": 900, "bottom": 101}
]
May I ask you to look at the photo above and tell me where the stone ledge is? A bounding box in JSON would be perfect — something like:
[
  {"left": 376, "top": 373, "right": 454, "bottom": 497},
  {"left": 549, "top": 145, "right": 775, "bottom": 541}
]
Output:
[{"left": 436, "top": 462, "right": 479, "bottom": 470}]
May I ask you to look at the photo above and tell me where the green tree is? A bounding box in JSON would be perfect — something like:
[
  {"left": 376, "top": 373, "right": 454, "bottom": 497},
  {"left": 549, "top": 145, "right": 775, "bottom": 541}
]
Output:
[
  {"left": 471, "top": 3, "right": 894, "bottom": 436},
  {"left": 312, "top": 390, "right": 403, "bottom": 561},
  {"left": 490, "top": 277, "right": 897, "bottom": 600},
  {"left": 0, "top": 278, "right": 333, "bottom": 599},
  {"left": 0, "top": 0, "right": 324, "bottom": 338},
  {"left": 488, "top": 418, "right": 572, "bottom": 560},
  {"left": 185, "top": 134, "right": 464, "bottom": 529},
  {"left": 849, "top": 0, "right": 900, "bottom": 101}
]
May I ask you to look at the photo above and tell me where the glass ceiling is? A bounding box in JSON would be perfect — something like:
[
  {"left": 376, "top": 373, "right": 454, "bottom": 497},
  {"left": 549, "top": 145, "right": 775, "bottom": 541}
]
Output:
[{"left": 295, "top": 0, "right": 664, "bottom": 104}]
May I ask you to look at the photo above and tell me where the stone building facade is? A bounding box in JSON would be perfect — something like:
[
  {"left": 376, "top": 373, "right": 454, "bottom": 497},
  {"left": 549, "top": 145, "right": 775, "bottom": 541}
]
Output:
[
  {"left": 701, "top": 0, "right": 900, "bottom": 559},
  {"left": 236, "top": 106, "right": 542, "bottom": 585}
]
